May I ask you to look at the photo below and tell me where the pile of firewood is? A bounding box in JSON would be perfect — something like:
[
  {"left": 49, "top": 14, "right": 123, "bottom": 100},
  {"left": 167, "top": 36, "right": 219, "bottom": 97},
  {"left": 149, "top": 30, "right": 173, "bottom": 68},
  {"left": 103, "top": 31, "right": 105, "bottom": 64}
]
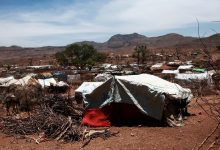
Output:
[{"left": 0, "top": 95, "right": 118, "bottom": 146}]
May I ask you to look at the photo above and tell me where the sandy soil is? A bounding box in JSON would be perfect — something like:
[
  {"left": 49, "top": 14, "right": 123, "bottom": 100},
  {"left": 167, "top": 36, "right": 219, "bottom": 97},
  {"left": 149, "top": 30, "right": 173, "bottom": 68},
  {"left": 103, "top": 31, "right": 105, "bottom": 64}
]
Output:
[{"left": 0, "top": 95, "right": 219, "bottom": 150}]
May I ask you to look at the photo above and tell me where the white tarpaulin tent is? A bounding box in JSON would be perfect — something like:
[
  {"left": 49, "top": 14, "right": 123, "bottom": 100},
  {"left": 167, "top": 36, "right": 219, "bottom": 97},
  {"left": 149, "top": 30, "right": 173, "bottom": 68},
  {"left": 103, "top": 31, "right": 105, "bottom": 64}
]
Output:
[
  {"left": 162, "top": 70, "right": 179, "bottom": 74},
  {"left": 0, "top": 76, "right": 14, "bottom": 85},
  {"left": 83, "top": 74, "right": 193, "bottom": 121},
  {"left": 75, "top": 82, "right": 104, "bottom": 96},
  {"left": 175, "top": 72, "right": 211, "bottom": 81},
  {"left": 0, "top": 74, "right": 36, "bottom": 87},
  {"left": 38, "top": 78, "right": 57, "bottom": 88},
  {"left": 94, "top": 73, "right": 112, "bottom": 82},
  {"left": 177, "top": 65, "right": 193, "bottom": 70},
  {"left": 101, "top": 64, "right": 112, "bottom": 69},
  {"left": 150, "top": 63, "right": 163, "bottom": 71},
  {"left": 27, "top": 65, "right": 52, "bottom": 69}
]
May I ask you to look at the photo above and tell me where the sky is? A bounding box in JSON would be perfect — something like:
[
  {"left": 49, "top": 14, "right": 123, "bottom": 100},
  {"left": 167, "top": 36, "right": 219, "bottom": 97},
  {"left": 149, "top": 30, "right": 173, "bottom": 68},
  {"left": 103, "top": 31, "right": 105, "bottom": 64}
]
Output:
[{"left": 0, "top": 0, "right": 220, "bottom": 47}]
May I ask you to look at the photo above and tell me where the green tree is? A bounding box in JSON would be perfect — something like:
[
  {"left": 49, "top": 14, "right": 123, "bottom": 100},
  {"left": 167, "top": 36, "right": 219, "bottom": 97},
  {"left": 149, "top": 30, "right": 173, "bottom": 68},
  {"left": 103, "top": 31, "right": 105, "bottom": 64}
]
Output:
[
  {"left": 55, "top": 52, "right": 68, "bottom": 66},
  {"left": 95, "top": 52, "right": 107, "bottom": 62},
  {"left": 55, "top": 44, "right": 106, "bottom": 69},
  {"left": 132, "top": 45, "right": 148, "bottom": 65}
]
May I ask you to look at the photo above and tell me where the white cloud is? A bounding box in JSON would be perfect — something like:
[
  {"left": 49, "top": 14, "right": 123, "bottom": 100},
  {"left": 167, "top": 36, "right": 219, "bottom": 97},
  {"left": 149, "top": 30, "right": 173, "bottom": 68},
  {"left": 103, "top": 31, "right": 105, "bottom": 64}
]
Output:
[
  {"left": 95, "top": 0, "right": 220, "bottom": 32},
  {"left": 0, "top": 0, "right": 220, "bottom": 46}
]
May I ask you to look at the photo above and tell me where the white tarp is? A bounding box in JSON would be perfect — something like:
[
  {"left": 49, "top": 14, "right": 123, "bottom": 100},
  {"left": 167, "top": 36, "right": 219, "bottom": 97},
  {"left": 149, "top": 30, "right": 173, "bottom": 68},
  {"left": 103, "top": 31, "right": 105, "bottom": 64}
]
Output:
[
  {"left": 0, "top": 74, "right": 35, "bottom": 87},
  {"left": 186, "top": 61, "right": 193, "bottom": 65},
  {"left": 111, "top": 65, "right": 118, "bottom": 70},
  {"left": 177, "top": 65, "right": 193, "bottom": 70},
  {"left": 56, "top": 81, "right": 69, "bottom": 87},
  {"left": 101, "top": 64, "right": 112, "bottom": 69},
  {"left": 175, "top": 72, "right": 211, "bottom": 81},
  {"left": 150, "top": 63, "right": 163, "bottom": 70},
  {"left": 94, "top": 73, "right": 112, "bottom": 82},
  {"left": 84, "top": 74, "right": 193, "bottom": 120},
  {"left": 162, "top": 70, "right": 179, "bottom": 74},
  {"left": 27, "top": 65, "right": 52, "bottom": 69},
  {"left": 167, "top": 61, "right": 182, "bottom": 65},
  {"left": 0, "top": 76, "right": 14, "bottom": 84},
  {"left": 38, "top": 78, "right": 57, "bottom": 88},
  {"left": 67, "top": 74, "right": 81, "bottom": 83},
  {"left": 75, "top": 82, "right": 104, "bottom": 95},
  {"left": 38, "top": 78, "right": 69, "bottom": 88}
]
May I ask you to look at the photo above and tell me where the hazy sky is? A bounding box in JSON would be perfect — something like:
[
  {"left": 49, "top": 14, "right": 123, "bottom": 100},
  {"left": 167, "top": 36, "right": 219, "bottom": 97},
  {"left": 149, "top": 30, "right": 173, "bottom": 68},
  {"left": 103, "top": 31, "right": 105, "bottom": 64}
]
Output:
[{"left": 0, "top": 0, "right": 219, "bottom": 47}]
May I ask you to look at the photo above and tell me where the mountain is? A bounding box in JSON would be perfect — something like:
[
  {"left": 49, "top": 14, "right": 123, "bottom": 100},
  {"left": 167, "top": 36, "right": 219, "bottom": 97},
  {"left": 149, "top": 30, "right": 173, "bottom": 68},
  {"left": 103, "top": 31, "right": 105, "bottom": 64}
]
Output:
[
  {"left": 76, "top": 33, "right": 220, "bottom": 51},
  {"left": 147, "top": 33, "right": 195, "bottom": 48},
  {"left": 105, "top": 33, "right": 147, "bottom": 49},
  {"left": 0, "top": 33, "right": 220, "bottom": 61}
]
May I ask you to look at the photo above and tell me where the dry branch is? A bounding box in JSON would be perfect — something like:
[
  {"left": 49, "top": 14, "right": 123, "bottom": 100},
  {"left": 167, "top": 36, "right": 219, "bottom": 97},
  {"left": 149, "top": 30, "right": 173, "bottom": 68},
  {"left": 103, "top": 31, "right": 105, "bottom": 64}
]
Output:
[{"left": 0, "top": 94, "right": 117, "bottom": 147}]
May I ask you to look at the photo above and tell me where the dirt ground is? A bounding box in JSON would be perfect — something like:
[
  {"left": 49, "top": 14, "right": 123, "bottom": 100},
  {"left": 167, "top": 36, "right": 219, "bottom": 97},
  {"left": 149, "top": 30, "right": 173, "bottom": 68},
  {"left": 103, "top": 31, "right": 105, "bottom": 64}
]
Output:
[{"left": 0, "top": 95, "right": 219, "bottom": 150}]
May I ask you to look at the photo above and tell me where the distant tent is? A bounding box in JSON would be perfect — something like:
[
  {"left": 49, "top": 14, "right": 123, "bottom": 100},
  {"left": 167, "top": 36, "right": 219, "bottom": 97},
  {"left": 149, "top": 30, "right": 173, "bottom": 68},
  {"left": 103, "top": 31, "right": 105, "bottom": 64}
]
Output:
[
  {"left": 81, "top": 74, "right": 193, "bottom": 127},
  {"left": 162, "top": 70, "right": 179, "bottom": 74},
  {"left": 38, "top": 78, "right": 57, "bottom": 88},
  {"left": 0, "top": 74, "right": 36, "bottom": 87},
  {"left": 94, "top": 73, "right": 112, "bottom": 82},
  {"left": 150, "top": 63, "right": 163, "bottom": 71},
  {"left": 0, "top": 76, "right": 14, "bottom": 85},
  {"left": 175, "top": 72, "right": 210, "bottom": 81},
  {"left": 26, "top": 65, "right": 52, "bottom": 70}
]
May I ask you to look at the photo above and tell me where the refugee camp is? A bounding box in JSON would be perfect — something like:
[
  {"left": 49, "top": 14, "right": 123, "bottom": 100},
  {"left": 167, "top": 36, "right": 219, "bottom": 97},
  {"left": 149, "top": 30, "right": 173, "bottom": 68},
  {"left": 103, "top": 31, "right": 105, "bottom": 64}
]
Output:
[{"left": 0, "top": 0, "right": 220, "bottom": 149}]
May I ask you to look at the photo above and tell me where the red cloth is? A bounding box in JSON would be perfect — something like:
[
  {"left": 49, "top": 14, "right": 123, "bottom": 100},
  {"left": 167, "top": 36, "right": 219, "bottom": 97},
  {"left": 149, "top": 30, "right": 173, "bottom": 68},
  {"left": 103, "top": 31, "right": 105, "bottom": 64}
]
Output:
[
  {"left": 82, "top": 103, "right": 150, "bottom": 127},
  {"left": 82, "top": 108, "right": 111, "bottom": 127}
]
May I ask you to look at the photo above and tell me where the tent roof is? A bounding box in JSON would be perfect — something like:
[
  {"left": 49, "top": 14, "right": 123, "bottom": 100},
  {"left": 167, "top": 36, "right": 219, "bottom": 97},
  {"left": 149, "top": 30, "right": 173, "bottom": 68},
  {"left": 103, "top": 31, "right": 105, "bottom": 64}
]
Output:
[
  {"left": 27, "top": 65, "right": 52, "bottom": 69},
  {"left": 162, "top": 70, "right": 179, "bottom": 74},
  {"left": 83, "top": 74, "right": 193, "bottom": 120},
  {"left": 0, "top": 74, "right": 36, "bottom": 87},
  {"left": 115, "top": 74, "right": 191, "bottom": 99},
  {"left": 178, "top": 65, "right": 193, "bottom": 70},
  {"left": 75, "top": 82, "right": 104, "bottom": 95},
  {"left": 38, "top": 78, "right": 57, "bottom": 88},
  {"left": 175, "top": 72, "right": 210, "bottom": 80},
  {"left": 0, "top": 76, "right": 14, "bottom": 84}
]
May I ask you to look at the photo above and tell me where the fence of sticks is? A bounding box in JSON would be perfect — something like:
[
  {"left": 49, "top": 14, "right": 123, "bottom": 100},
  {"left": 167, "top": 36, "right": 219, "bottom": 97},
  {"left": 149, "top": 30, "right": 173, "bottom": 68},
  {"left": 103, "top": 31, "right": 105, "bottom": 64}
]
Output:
[{"left": 0, "top": 94, "right": 118, "bottom": 148}]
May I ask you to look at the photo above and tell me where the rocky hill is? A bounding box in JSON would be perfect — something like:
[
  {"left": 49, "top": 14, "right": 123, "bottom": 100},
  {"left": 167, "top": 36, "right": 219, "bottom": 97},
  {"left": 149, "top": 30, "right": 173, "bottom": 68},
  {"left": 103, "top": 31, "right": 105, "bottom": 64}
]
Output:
[
  {"left": 0, "top": 33, "right": 220, "bottom": 61},
  {"left": 76, "top": 33, "right": 220, "bottom": 51}
]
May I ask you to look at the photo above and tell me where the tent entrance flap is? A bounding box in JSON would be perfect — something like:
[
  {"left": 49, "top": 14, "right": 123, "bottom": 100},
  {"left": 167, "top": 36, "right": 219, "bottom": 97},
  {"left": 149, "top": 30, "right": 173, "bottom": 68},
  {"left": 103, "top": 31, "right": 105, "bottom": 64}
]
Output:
[{"left": 82, "top": 103, "right": 161, "bottom": 127}]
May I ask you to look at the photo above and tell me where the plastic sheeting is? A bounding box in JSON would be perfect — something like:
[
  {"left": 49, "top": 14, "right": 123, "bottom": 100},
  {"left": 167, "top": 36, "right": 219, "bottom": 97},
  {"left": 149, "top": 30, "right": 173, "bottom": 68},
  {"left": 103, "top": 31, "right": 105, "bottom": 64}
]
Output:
[
  {"left": 56, "top": 81, "right": 69, "bottom": 87},
  {"left": 162, "top": 70, "right": 179, "bottom": 74},
  {"left": 94, "top": 73, "right": 112, "bottom": 82},
  {"left": 38, "top": 78, "right": 57, "bottom": 88},
  {"left": 83, "top": 74, "right": 193, "bottom": 121},
  {"left": 177, "top": 65, "right": 193, "bottom": 70},
  {"left": 75, "top": 82, "right": 104, "bottom": 95},
  {"left": 175, "top": 72, "right": 211, "bottom": 81},
  {"left": 0, "top": 76, "right": 14, "bottom": 85},
  {"left": 150, "top": 63, "right": 163, "bottom": 71},
  {"left": 0, "top": 74, "right": 36, "bottom": 87},
  {"left": 101, "top": 64, "right": 112, "bottom": 69},
  {"left": 67, "top": 74, "right": 81, "bottom": 83},
  {"left": 38, "top": 78, "right": 69, "bottom": 88},
  {"left": 27, "top": 65, "right": 52, "bottom": 69}
]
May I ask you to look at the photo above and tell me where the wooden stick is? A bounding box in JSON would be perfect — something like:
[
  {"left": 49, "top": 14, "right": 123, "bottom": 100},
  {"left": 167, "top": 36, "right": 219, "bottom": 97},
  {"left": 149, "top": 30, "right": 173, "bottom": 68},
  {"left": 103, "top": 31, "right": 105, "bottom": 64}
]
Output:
[
  {"left": 55, "top": 117, "right": 72, "bottom": 141},
  {"left": 24, "top": 135, "right": 40, "bottom": 144}
]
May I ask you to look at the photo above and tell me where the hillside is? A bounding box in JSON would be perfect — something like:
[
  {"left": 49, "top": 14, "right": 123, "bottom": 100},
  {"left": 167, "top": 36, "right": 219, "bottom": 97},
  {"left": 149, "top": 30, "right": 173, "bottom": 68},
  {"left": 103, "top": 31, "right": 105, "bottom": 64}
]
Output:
[{"left": 0, "top": 33, "right": 220, "bottom": 63}]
